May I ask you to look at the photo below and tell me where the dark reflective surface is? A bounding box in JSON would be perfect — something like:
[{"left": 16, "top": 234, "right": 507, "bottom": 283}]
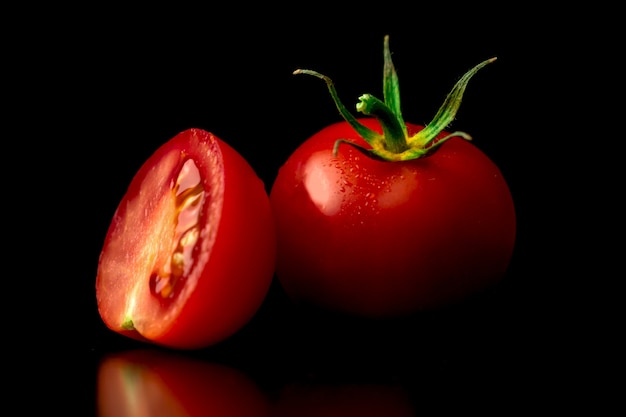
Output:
[{"left": 82, "top": 275, "right": 555, "bottom": 416}]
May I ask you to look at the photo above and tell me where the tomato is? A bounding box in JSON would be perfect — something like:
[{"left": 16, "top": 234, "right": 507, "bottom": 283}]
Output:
[
  {"left": 96, "top": 128, "right": 275, "bottom": 349},
  {"left": 97, "top": 349, "right": 270, "bottom": 417},
  {"left": 269, "top": 36, "right": 515, "bottom": 316}
]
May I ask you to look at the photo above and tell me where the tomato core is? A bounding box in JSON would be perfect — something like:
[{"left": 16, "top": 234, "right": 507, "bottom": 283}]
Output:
[{"left": 149, "top": 159, "right": 205, "bottom": 304}]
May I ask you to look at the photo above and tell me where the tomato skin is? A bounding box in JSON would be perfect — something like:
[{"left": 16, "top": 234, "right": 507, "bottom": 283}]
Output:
[
  {"left": 96, "top": 128, "right": 276, "bottom": 349},
  {"left": 270, "top": 118, "right": 516, "bottom": 316}
]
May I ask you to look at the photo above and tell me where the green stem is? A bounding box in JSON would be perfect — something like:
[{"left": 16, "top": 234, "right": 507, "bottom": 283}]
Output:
[{"left": 356, "top": 94, "right": 408, "bottom": 153}]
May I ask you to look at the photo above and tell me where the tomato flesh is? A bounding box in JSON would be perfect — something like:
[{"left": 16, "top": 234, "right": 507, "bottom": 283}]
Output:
[
  {"left": 270, "top": 119, "right": 516, "bottom": 316},
  {"left": 96, "top": 128, "right": 275, "bottom": 349}
]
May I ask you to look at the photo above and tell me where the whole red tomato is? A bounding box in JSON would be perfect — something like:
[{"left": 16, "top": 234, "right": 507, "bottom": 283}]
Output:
[
  {"left": 269, "top": 36, "right": 515, "bottom": 316},
  {"left": 97, "top": 349, "right": 270, "bottom": 417},
  {"left": 96, "top": 128, "right": 275, "bottom": 349}
]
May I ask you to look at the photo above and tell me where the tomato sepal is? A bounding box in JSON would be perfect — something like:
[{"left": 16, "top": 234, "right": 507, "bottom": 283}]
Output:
[{"left": 294, "top": 35, "right": 496, "bottom": 162}]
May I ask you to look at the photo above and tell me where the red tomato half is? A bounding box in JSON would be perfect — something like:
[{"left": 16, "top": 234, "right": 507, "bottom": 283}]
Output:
[
  {"left": 270, "top": 118, "right": 516, "bottom": 316},
  {"left": 96, "top": 128, "right": 275, "bottom": 349}
]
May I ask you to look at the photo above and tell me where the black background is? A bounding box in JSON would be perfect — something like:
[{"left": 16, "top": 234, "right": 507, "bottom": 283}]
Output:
[{"left": 13, "top": 4, "right": 613, "bottom": 415}]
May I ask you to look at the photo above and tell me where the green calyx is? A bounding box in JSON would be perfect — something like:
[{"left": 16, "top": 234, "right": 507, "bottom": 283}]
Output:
[{"left": 293, "top": 35, "right": 496, "bottom": 162}]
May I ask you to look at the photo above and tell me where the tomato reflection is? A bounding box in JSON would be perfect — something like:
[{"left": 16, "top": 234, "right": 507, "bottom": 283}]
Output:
[
  {"left": 271, "top": 382, "right": 416, "bottom": 417},
  {"left": 97, "top": 349, "right": 270, "bottom": 417}
]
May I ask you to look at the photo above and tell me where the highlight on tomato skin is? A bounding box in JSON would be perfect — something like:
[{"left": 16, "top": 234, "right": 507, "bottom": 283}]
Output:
[
  {"left": 96, "top": 349, "right": 271, "bottom": 417},
  {"left": 95, "top": 128, "right": 276, "bottom": 349}
]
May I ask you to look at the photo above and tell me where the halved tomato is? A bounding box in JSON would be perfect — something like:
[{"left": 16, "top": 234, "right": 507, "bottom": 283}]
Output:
[{"left": 96, "top": 128, "right": 275, "bottom": 349}]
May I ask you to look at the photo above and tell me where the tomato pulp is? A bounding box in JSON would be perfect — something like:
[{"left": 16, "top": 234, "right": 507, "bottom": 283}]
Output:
[
  {"left": 270, "top": 119, "right": 516, "bottom": 316},
  {"left": 96, "top": 128, "right": 276, "bottom": 349}
]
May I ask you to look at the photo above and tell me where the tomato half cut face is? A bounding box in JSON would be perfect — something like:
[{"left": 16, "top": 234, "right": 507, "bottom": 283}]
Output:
[{"left": 96, "top": 128, "right": 275, "bottom": 349}]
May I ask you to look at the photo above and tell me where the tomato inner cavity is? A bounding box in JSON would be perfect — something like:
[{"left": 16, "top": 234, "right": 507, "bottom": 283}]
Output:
[{"left": 149, "top": 159, "right": 205, "bottom": 302}]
